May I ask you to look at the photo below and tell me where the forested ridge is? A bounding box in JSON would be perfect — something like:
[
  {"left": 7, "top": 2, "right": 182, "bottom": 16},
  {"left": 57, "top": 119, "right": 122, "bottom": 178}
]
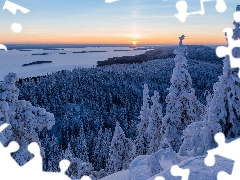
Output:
[{"left": 14, "top": 45, "right": 222, "bottom": 175}]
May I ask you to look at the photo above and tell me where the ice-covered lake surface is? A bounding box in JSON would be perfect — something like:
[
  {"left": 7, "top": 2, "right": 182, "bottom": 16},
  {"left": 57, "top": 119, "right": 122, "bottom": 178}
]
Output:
[{"left": 0, "top": 46, "right": 151, "bottom": 80}]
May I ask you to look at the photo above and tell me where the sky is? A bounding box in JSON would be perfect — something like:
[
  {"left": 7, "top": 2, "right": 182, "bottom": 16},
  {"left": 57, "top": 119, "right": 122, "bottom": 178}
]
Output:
[{"left": 0, "top": 0, "right": 239, "bottom": 45}]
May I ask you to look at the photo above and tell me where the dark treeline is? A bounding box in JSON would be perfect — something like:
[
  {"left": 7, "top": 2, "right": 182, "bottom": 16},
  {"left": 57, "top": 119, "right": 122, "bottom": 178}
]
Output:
[{"left": 97, "top": 45, "right": 223, "bottom": 66}]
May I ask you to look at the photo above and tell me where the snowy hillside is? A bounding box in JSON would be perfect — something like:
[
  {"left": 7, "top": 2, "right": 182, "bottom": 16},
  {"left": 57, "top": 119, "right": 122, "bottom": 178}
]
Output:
[{"left": 100, "top": 170, "right": 129, "bottom": 180}]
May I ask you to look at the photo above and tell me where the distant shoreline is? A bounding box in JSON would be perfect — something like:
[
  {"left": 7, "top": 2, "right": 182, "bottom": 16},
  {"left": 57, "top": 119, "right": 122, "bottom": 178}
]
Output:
[
  {"left": 97, "top": 45, "right": 222, "bottom": 67},
  {"left": 3, "top": 44, "right": 223, "bottom": 50},
  {"left": 22, "top": 61, "right": 52, "bottom": 67}
]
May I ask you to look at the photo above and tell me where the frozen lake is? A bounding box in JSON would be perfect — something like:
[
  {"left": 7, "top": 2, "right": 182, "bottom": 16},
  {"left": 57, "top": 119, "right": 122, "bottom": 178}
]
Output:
[{"left": 0, "top": 46, "right": 150, "bottom": 80}]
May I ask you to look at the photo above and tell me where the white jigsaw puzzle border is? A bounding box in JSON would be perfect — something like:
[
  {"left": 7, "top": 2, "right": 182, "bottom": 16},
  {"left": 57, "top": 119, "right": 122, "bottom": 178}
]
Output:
[
  {"left": 0, "top": 124, "right": 91, "bottom": 180},
  {"left": 1, "top": 1, "right": 240, "bottom": 180},
  {"left": 175, "top": 0, "right": 227, "bottom": 22}
]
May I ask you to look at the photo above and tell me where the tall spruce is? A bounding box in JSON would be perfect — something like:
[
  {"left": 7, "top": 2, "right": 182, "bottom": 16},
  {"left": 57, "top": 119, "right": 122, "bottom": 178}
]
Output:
[
  {"left": 69, "top": 124, "right": 89, "bottom": 162},
  {"left": 135, "top": 84, "right": 151, "bottom": 156},
  {"left": 146, "top": 90, "right": 163, "bottom": 154},
  {"left": 92, "top": 128, "right": 111, "bottom": 171},
  {"left": 208, "top": 9, "right": 240, "bottom": 138},
  {"left": 161, "top": 35, "right": 205, "bottom": 151},
  {"left": 107, "top": 122, "right": 132, "bottom": 174}
]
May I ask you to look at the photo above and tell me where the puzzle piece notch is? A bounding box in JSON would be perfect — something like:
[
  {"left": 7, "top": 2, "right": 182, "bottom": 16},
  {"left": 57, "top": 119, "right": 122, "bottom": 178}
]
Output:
[
  {"left": 0, "top": 44, "right": 7, "bottom": 51},
  {"left": 175, "top": 0, "right": 227, "bottom": 22},
  {"left": 81, "top": 176, "right": 92, "bottom": 180},
  {"left": 216, "top": 26, "right": 240, "bottom": 77},
  {"left": 215, "top": 0, "right": 227, "bottom": 13},
  {"left": 171, "top": 165, "right": 190, "bottom": 180},
  {"left": 0, "top": 140, "right": 24, "bottom": 179},
  {"left": 204, "top": 132, "right": 240, "bottom": 180},
  {"left": 154, "top": 176, "right": 165, "bottom": 180},
  {"left": 0, "top": 123, "right": 9, "bottom": 132},
  {"left": 233, "top": 5, "right": 240, "bottom": 24},
  {"left": 233, "top": 11, "right": 240, "bottom": 23},
  {"left": 105, "top": 0, "right": 119, "bottom": 3},
  {"left": 0, "top": 123, "right": 92, "bottom": 179},
  {"left": 2, "top": 0, "right": 30, "bottom": 15}
]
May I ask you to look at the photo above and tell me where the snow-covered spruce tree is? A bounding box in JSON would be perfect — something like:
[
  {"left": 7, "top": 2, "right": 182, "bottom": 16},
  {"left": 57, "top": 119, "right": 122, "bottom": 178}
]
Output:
[
  {"left": 203, "top": 90, "right": 212, "bottom": 120},
  {"left": 146, "top": 90, "right": 163, "bottom": 155},
  {"left": 179, "top": 88, "right": 221, "bottom": 157},
  {"left": 179, "top": 120, "right": 221, "bottom": 156},
  {"left": 69, "top": 124, "right": 89, "bottom": 162},
  {"left": 107, "top": 122, "right": 133, "bottom": 174},
  {"left": 161, "top": 35, "right": 205, "bottom": 152},
  {"left": 63, "top": 143, "right": 94, "bottom": 179},
  {"left": 0, "top": 73, "right": 55, "bottom": 166},
  {"left": 207, "top": 12, "right": 240, "bottom": 138},
  {"left": 135, "top": 84, "right": 151, "bottom": 156},
  {"left": 92, "top": 128, "right": 111, "bottom": 171},
  {"left": 45, "top": 135, "right": 63, "bottom": 172}
]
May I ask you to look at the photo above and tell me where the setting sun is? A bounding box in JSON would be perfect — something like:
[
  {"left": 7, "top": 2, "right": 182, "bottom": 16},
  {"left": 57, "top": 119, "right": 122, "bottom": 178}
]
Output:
[{"left": 131, "top": 41, "right": 138, "bottom": 45}]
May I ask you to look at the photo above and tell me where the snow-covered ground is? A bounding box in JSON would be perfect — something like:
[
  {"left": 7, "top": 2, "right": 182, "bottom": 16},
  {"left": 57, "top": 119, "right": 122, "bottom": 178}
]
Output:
[
  {"left": 100, "top": 170, "right": 129, "bottom": 180},
  {"left": 0, "top": 47, "right": 149, "bottom": 80},
  {"left": 148, "top": 155, "right": 233, "bottom": 180},
  {"left": 98, "top": 155, "right": 233, "bottom": 180}
]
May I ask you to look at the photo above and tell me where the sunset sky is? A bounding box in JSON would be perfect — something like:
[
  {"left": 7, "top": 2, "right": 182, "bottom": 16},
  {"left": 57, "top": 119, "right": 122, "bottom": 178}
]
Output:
[{"left": 0, "top": 0, "right": 239, "bottom": 45}]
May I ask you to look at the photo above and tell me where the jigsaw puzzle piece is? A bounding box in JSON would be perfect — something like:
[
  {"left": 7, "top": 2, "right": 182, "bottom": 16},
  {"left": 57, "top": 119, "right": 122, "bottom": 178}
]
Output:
[
  {"left": 234, "top": 11, "right": 240, "bottom": 23},
  {"left": 0, "top": 141, "right": 24, "bottom": 179},
  {"left": 233, "top": 5, "right": 240, "bottom": 23},
  {"left": 0, "top": 123, "right": 9, "bottom": 132},
  {"left": 20, "top": 142, "right": 43, "bottom": 174},
  {"left": 171, "top": 165, "right": 190, "bottom": 180},
  {"left": 204, "top": 133, "right": 226, "bottom": 167},
  {"left": 215, "top": 45, "right": 228, "bottom": 58},
  {"left": 205, "top": 133, "right": 240, "bottom": 179},
  {"left": 105, "top": 0, "right": 118, "bottom": 3},
  {"left": 215, "top": 0, "right": 227, "bottom": 13},
  {"left": 216, "top": 28, "right": 240, "bottom": 69},
  {"left": 175, "top": 1, "right": 189, "bottom": 22},
  {"left": 175, "top": 0, "right": 227, "bottom": 22},
  {"left": 2, "top": 0, "right": 30, "bottom": 15},
  {"left": 81, "top": 176, "right": 92, "bottom": 180},
  {"left": 217, "top": 171, "right": 234, "bottom": 180},
  {"left": 0, "top": 44, "right": 7, "bottom": 51},
  {"left": 41, "top": 159, "right": 71, "bottom": 180},
  {"left": 154, "top": 176, "right": 165, "bottom": 180}
]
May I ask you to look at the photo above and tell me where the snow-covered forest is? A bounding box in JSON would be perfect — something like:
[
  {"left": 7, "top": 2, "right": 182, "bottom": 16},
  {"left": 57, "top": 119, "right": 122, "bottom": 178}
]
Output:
[
  {"left": 0, "top": 8, "right": 240, "bottom": 180},
  {"left": 0, "top": 44, "right": 237, "bottom": 179},
  {"left": 0, "top": 44, "right": 224, "bottom": 179}
]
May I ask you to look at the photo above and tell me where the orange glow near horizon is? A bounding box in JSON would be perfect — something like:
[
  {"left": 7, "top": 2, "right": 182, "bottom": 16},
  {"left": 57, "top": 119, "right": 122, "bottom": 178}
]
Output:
[
  {"left": 0, "top": 32, "right": 227, "bottom": 45},
  {"left": 131, "top": 41, "right": 138, "bottom": 45}
]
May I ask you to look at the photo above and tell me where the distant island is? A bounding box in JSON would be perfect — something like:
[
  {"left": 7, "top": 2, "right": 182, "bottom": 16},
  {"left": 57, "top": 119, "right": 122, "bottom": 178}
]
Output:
[
  {"left": 73, "top": 50, "right": 107, "bottom": 53},
  {"left": 32, "top": 53, "right": 49, "bottom": 55},
  {"left": 133, "top": 48, "right": 149, "bottom": 50},
  {"left": 73, "top": 51, "right": 88, "bottom": 53},
  {"left": 42, "top": 48, "right": 64, "bottom": 50},
  {"left": 114, "top": 50, "right": 131, "bottom": 51},
  {"left": 22, "top": 61, "right": 52, "bottom": 67},
  {"left": 19, "top": 49, "right": 32, "bottom": 51},
  {"left": 89, "top": 51, "right": 107, "bottom": 52}
]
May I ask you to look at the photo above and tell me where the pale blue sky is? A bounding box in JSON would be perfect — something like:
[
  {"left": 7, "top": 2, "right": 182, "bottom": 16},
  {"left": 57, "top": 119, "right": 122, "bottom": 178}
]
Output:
[{"left": 0, "top": 0, "right": 239, "bottom": 44}]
